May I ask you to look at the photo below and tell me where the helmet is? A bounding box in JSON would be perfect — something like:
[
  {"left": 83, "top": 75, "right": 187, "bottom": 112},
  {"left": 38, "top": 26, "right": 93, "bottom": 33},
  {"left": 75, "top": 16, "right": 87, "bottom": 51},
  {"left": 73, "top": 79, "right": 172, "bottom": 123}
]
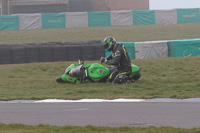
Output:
[{"left": 103, "top": 36, "right": 116, "bottom": 52}]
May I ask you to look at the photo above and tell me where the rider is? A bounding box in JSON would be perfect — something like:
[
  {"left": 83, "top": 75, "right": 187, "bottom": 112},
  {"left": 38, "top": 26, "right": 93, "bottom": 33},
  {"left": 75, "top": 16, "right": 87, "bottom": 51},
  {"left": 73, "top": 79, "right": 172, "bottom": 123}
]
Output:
[{"left": 100, "top": 36, "right": 132, "bottom": 84}]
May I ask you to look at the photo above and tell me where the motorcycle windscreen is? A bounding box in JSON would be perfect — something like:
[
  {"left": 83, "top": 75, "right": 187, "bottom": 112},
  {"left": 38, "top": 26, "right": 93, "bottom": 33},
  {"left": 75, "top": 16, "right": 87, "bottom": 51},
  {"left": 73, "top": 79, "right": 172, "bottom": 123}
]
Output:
[
  {"left": 69, "top": 65, "right": 85, "bottom": 79},
  {"left": 88, "top": 63, "right": 110, "bottom": 82},
  {"left": 65, "top": 64, "right": 79, "bottom": 74},
  {"left": 65, "top": 63, "right": 92, "bottom": 74}
]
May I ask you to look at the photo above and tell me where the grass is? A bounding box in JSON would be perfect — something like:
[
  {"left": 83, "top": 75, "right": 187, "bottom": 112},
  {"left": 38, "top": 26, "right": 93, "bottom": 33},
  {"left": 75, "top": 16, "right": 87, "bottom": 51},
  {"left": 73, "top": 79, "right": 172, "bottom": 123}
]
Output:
[
  {"left": 1, "top": 23, "right": 200, "bottom": 44},
  {"left": 1, "top": 24, "right": 200, "bottom": 131},
  {"left": 0, "top": 124, "right": 200, "bottom": 133},
  {"left": 0, "top": 56, "right": 199, "bottom": 100},
  {"left": 0, "top": 23, "right": 200, "bottom": 100}
]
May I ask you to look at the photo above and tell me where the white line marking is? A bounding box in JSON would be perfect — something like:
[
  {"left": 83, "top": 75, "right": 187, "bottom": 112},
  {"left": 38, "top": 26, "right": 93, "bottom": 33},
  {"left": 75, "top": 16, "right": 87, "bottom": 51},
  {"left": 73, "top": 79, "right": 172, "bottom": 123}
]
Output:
[
  {"left": 34, "top": 99, "right": 145, "bottom": 103},
  {"left": 1, "top": 98, "right": 200, "bottom": 103}
]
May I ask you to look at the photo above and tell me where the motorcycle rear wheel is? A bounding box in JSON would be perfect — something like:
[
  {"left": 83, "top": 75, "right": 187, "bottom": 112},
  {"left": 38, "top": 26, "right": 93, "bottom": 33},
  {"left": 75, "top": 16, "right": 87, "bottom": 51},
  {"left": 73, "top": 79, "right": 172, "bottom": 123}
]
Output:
[{"left": 132, "top": 72, "right": 141, "bottom": 80}]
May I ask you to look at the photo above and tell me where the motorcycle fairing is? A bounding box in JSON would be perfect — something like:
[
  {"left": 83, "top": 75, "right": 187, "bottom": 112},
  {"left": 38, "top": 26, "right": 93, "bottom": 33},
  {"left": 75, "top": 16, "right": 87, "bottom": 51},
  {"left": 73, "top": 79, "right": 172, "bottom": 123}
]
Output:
[{"left": 87, "top": 63, "right": 110, "bottom": 82}]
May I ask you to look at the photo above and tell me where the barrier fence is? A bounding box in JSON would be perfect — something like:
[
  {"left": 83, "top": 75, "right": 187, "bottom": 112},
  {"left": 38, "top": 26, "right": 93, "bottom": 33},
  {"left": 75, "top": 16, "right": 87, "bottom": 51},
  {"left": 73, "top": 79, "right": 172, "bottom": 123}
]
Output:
[
  {"left": 1, "top": 8, "right": 200, "bottom": 31},
  {"left": 1, "top": 39, "right": 200, "bottom": 65},
  {"left": 0, "top": 40, "right": 104, "bottom": 64},
  {"left": 105, "top": 39, "right": 200, "bottom": 60}
]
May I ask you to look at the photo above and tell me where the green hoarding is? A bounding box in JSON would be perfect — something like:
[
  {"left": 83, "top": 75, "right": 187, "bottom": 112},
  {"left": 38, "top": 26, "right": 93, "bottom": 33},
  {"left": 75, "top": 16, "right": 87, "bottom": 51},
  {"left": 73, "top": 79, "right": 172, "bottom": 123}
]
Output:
[
  {"left": 88, "top": 11, "right": 111, "bottom": 27},
  {"left": 0, "top": 15, "right": 19, "bottom": 31},
  {"left": 105, "top": 42, "right": 135, "bottom": 59},
  {"left": 177, "top": 8, "right": 200, "bottom": 23},
  {"left": 133, "top": 10, "right": 155, "bottom": 25},
  {"left": 168, "top": 39, "right": 200, "bottom": 57},
  {"left": 42, "top": 13, "right": 65, "bottom": 29}
]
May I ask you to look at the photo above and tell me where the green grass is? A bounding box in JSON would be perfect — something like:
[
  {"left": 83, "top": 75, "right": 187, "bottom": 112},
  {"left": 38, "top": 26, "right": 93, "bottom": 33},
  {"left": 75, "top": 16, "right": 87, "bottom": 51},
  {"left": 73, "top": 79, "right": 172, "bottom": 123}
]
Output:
[
  {"left": 1, "top": 23, "right": 200, "bottom": 44},
  {"left": 0, "top": 57, "right": 199, "bottom": 100},
  {"left": 1, "top": 24, "right": 200, "bottom": 131},
  {"left": 1, "top": 24, "right": 200, "bottom": 100},
  {"left": 0, "top": 124, "right": 200, "bottom": 133}
]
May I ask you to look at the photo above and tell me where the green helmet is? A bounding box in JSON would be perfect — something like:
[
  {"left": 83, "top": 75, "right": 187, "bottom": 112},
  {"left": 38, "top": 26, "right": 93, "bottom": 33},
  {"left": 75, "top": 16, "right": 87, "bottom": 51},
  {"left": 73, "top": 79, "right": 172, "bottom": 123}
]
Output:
[{"left": 103, "top": 36, "right": 116, "bottom": 52}]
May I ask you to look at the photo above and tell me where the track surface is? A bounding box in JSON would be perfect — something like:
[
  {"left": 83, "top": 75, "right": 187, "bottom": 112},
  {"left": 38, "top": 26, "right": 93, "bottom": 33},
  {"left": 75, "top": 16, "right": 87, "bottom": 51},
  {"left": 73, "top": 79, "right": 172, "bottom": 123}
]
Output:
[{"left": 0, "top": 102, "right": 200, "bottom": 129}]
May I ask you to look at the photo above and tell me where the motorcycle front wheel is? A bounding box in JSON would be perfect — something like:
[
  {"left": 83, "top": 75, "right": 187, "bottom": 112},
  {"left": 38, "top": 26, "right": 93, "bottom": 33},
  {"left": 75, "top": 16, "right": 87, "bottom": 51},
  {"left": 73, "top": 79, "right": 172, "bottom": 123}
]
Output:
[{"left": 56, "top": 76, "right": 65, "bottom": 83}]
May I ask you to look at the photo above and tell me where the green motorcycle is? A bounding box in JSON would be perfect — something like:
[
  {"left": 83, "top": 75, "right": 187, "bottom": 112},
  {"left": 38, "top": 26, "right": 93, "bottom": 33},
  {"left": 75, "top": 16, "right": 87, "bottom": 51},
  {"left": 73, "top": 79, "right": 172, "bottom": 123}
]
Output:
[{"left": 56, "top": 59, "right": 141, "bottom": 84}]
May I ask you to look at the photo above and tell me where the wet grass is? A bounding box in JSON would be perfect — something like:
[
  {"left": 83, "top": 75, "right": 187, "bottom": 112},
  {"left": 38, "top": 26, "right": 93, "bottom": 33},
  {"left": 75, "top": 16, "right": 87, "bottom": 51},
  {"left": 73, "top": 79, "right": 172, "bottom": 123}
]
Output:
[
  {"left": 0, "top": 57, "right": 199, "bottom": 100},
  {"left": 1, "top": 23, "right": 200, "bottom": 131},
  {"left": 1, "top": 23, "right": 200, "bottom": 44},
  {"left": 1, "top": 24, "right": 200, "bottom": 100},
  {"left": 0, "top": 124, "right": 200, "bottom": 133}
]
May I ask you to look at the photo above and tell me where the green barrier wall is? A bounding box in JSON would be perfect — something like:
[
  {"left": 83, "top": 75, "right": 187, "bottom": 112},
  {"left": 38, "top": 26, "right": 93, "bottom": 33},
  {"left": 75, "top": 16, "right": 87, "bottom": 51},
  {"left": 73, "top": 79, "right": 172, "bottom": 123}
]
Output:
[
  {"left": 133, "top": 10, "right": 155, "bottom": 25},
  {"left": 168, "top": 39, "right": 200, "bottom": 57},
  {"left": 105, "top": 42, "right": 135, "bottom": 59},
  {"left": 177, "top": 8, "right": 200, "bottom": 24},
  {"left": 88, "top": 11, "right": 111, "bottom": 27},
  {"left": 42, "top": 13, "right": 65, "bottom": 29},
  {"left": 105, "top": 51, "right": 112, "bottom": 57},
  {"left": 0, "top": 15, "right": 19, "bottom": 31},
  {"left": 1, "top": 8, "right": 200, "bottom": 31}
]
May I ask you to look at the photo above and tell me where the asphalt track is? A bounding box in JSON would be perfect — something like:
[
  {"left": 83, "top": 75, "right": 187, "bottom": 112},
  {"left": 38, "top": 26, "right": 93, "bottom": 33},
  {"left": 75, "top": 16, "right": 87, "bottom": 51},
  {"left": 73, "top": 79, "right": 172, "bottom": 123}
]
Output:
[{"left": 0, "top": 101, "right": 200, "bottom": 129}]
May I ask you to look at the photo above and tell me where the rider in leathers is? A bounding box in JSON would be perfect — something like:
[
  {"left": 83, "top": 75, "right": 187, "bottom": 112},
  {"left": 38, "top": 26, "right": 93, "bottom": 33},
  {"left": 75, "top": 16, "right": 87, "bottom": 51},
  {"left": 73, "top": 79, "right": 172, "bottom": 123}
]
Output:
[{"left": 101, "top": 36, "right": 132, "bottom": 84}]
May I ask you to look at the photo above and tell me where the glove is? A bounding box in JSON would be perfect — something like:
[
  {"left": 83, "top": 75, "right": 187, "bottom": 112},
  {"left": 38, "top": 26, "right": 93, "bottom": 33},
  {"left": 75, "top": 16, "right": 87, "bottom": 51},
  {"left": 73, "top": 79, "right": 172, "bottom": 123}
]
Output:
[{"left": 100, "top": 57, "right": 107, "bottom": 64}]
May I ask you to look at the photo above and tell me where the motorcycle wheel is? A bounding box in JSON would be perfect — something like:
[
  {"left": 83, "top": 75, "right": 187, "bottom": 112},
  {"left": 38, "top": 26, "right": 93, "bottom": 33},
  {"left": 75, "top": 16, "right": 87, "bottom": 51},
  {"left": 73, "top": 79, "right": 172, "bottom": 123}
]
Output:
[
  {"left": 56, "top": 76, "right": 65, "bottom": 83},
  {"left": 132, "top": 72, "right": 141, "bottom": 80}
]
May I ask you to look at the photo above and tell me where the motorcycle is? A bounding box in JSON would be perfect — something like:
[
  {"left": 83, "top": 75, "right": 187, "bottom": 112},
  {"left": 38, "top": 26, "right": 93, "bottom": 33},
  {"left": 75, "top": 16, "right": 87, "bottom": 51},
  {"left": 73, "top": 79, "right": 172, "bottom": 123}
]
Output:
[{"left": 56, "top": 59, "right": 141, "bottom": 84}]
